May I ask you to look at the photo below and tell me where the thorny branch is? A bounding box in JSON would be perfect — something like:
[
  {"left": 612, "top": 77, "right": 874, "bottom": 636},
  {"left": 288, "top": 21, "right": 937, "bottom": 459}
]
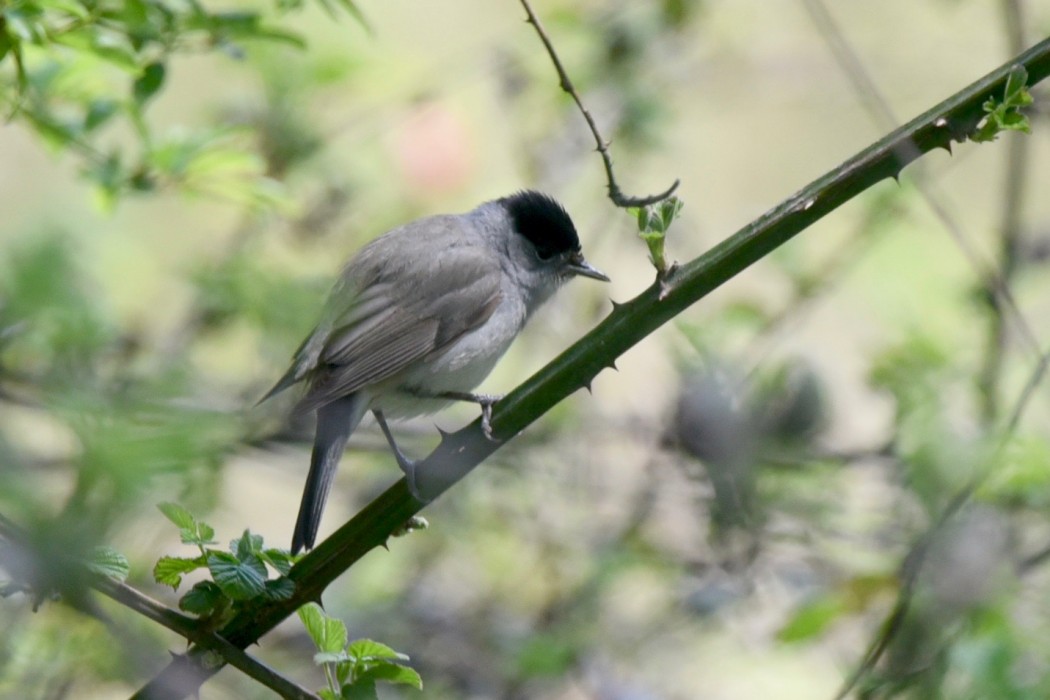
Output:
[{"left": 518, "top": 0, "right": 679, "bottom": 208}]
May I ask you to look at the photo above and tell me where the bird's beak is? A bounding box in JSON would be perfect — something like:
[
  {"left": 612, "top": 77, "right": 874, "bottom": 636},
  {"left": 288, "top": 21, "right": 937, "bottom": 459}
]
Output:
[{"left": 567, "top": 251, "right": 610, "bottom": 282}]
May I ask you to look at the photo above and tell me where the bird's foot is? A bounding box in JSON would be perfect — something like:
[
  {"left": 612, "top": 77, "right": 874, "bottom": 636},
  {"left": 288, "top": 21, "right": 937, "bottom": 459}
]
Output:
[{"left": 437, "top": 391, "right": 504, "bottom": 441}]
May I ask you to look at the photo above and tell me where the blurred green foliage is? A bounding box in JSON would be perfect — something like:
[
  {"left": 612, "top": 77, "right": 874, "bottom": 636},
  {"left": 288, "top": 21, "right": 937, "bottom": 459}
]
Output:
[{"left": 0, "top": 0, "right": 358, "bottom": 208}]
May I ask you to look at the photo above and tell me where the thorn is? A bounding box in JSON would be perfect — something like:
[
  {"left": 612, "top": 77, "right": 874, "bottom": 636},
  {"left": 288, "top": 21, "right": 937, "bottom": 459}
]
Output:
[
  {"left": 583, "top": 381, "right": 593, "bottom": 394},
  {"left": 610, "top": 299, "right": 623, "bottom": 311},
  {"left": 608, "top": 360, "right": 618, "bottom": 371}
]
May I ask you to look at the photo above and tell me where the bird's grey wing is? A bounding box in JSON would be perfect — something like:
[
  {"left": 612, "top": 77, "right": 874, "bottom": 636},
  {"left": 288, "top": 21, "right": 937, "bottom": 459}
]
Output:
[{"left": 296, "top": 243, "right": 501, "bottom": 413}]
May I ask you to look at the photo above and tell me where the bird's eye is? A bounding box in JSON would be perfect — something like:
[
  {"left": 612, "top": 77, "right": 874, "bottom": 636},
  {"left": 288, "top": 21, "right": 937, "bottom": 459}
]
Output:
[{"left": 534, "top": 244, "right": 557, "bottom": 261}]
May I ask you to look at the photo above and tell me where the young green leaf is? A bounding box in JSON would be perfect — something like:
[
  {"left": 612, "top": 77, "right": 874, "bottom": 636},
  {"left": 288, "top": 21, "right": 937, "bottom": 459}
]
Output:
[
  {"left": 157, "top": 502, "right": 196, "bottom": 530},
  {"left": 1004, "top": 65, "right": 1028, "bottom": 104},
  {"left": 206, "top": 551, "right": 267, "bottom": 600},
  {"left": 179, "top": 580, "right": 226, "bottom": 616},
  {"left": 347, "top": 639, "right": 408, "bottom": 664},
  {"left": 341, "top": 679, "right": 378, "bottom": 700},
  {"left": 153, "top": 555, "right": 205, "bottom": 590},
  {"left": 262, "top": 576, "right": 295, "bottom": 601},
  {"left": 85, "top": 546, "right": 130, "bottom": 581},
  {"left": 230, "top": 530, "right": 264, "bottom": 561},
  {"left": 298, "top": 602, "right": 349, "bottom": 654},
  {"left": 261, "top": 548, "right": 296, "bottom": 575},
  {"left": 298, "top": 602, "right": 326, "bottom": 647},
  {"left": 356, "top": 663, "right": 423, "bottom": 690}
]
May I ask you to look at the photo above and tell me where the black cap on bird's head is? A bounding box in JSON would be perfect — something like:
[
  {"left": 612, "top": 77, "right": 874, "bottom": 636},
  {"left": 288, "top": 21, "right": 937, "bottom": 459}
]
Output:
[{"left": 500, "top": 190, "right": 610, "bottom": 281}]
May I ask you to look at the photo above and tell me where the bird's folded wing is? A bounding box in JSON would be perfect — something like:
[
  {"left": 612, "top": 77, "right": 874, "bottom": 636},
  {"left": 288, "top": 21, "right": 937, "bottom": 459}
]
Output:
[{"left": 296, "top": 244, "right": 502, "bottom": 413}]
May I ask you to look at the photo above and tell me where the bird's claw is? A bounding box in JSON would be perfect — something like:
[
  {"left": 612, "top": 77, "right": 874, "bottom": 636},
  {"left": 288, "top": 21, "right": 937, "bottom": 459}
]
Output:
[
  {"left": 474, "top": 394, "right": 500, "bottom": 442},
  {"left": 433, "top": 390, "right": 504, "bottom": 442}
]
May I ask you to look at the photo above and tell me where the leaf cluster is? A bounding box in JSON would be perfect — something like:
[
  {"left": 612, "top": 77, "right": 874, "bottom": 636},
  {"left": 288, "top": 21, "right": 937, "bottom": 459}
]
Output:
[
  {"left": 298, "top": 602, "right": 422, "bottom": 700},
  {"left": 630, "top": 195, "right": 683, "bottom": 275},
  {"left": 152, "top": 503, "right": 296, "bottom": 624},
  {"left": 971, "top": 65, "right": 1034, "bottom": 142}
]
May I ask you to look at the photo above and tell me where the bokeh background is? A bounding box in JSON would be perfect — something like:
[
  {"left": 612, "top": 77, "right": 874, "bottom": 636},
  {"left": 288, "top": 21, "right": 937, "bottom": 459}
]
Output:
[{"left": 3, "top": 0, "right": 1050, "bottom": 698}]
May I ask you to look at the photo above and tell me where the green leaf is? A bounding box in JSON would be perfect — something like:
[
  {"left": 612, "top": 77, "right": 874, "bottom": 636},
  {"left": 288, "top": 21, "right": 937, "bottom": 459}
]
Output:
[
  {"left": 1001, "top": 111, "right": 1031, "bottom": 132},
  {"left": 261, "top": 548, "right": 295, "bottom": 575},
  {"left": 207, "top": 551, "right": 266, "bottom": 600},
  {"left": 633, "top": 206, "right": 647, "bottom": 231},
  {"left": 187, "top": 523, "right": 216, "bottom": 547},
  {"left": 231, "top": 530, "right": 263, "bottom": 560},
  {"left": 85, "top": 546, "right": 130, "bottom": 581},
  {"left": 298, "top": 602, "right": 348, "bottom": 654},
  {"left": 158, "top": 502, "right": 217, "bottom": 546},
  {"left": 342, "top": 679, "right": 377, "bottom": 700},
  {"left": 658, "top": 196, "right": 684, "bottom": 230},
  {"left": 179, "top": 580, "right": 226, "bottom": 616},
  {"left": 319, "top": 690, "right": 340, "bottom": 700},
  {"left": 336, "top": 654, "right": 351, "bottom": 685},
  {"left": 133, "top": 62, "right": 165, "bottom": 104},
  {"left": 262, "top": 576, "right": 295, "bottom": 601},
  {"left": 153, "top": 555, "right": 205, "bottom": 589},
  {"left": 347, "top": 639, "right": 407, "bottom": 663},
  {"left": 356, "top": 662, "right": 422, "bottom": 690},
  {"left": 298, "top": 602, "right": 326, "bottom": 648},
  {"left": 157, "top": 502, "right": 196, "bottom": 530},
  {"left": 1004, "top": 65, "right": 1028, "bottom": 103}
]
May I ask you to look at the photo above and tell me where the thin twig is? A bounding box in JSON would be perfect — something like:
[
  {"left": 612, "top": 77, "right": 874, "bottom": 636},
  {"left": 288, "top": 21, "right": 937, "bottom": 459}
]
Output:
[{"left": 518, "top": 0, "right": 679, "bottom": 208}]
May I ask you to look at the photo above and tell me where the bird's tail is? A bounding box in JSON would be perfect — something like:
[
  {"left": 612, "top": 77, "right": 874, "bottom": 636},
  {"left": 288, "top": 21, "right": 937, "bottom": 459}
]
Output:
[{"left": 292, "top": 393, "right": 369, "bottom": 554}]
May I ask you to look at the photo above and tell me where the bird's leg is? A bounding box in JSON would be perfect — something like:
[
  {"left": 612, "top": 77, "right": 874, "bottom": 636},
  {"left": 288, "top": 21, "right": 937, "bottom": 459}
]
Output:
[
  {"left": 373, "top": 410, "right": 426, "bottom": 501},
  {"left": 434, "top": 391, "right": 503, "bottom": 441}
]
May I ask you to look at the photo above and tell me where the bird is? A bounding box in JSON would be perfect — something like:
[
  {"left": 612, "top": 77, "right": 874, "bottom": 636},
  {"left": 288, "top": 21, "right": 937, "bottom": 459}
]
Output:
[{"left": 261, "top": 190, "right": 609, "bottom": 553}]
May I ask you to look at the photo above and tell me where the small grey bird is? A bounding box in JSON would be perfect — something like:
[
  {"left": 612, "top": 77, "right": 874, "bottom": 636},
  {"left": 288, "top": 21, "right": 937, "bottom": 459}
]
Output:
[{"left": 262, "top": 191, "right": 608, "bottom": 553}]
